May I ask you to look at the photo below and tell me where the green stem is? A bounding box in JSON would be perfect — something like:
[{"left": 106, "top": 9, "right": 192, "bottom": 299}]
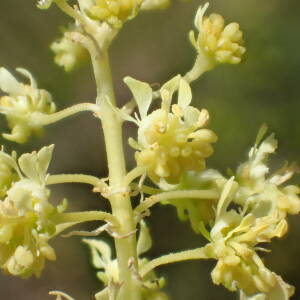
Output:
[
  {"left": 95, "top": 50, "right": 141, "bottom": 299},
  {"left": 53, "top": 211, "right": 118, "bottom": 227},
  {"left": 130, "top": 183, "right": 162, "bottom": 196},
  {"left": 31, "top": 103, "right": 99, "bottom": 126},
  {"left": 124, "top": 167, "right": 146, "bottom": 186},
  {"left": 184, "top": 52, "right": 215, "bottom": 83},
  {"left": 140, "top": 247, "right": 209, "bottom": 278},
  {"left": 55, "top": 0, "right": 96, "bottom": 35},
  {"left": 135, "top": 189, "right": 219, "bottom": 215},
  {"left": 46, "top": 174, "right": 103, "bottom": 187}
]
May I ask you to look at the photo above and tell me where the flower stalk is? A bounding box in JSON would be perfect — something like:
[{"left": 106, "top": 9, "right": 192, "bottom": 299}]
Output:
[{"left": 95, "top": 51, "right": 142, "bottom": 299}]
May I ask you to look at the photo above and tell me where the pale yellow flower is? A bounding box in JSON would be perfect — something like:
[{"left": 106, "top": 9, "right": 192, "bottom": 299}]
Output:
[
  {"left": 0, "top": 68, "right": 56, "bottom": 143},
  {"left": 124, "top": 75, "right": 217, "bottom": 184},
  {"left": 206, "top": 178, "right": 294, "bottom": 297}
]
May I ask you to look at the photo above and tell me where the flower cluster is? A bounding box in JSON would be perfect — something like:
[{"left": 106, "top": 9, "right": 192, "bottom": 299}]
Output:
[
  {"left": 0, "top": 68, "right": 56, "bottom": 143},
  {"left": 0, "top": 145, "right": 64, "bottom": 277},
  {"left": 157, "top": 126, "right": 299, "bottom": 298},
  {"left": 84, "top": 221, "right": 168, "bottom": 300},
  {"left": 124, "top": 75, "right": 217, "bottom": 185},
  {"left": 190, "top": 3, "right": 246, "bottom": 66}
]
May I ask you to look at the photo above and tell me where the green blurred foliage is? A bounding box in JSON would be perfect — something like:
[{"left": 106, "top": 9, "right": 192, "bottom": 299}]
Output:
[{"left": 0, "top": 0, "right": 300, "bottom": 299}]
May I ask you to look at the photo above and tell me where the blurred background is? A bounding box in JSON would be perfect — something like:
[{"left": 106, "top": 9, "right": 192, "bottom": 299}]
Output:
[{"left": 0, "top": 0, "right": 300, "bottom": 299}]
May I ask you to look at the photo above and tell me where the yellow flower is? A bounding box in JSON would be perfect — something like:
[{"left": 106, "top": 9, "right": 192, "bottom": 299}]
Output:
[
  {"left": 0, "top": 68, "right": 56, "bottom": 143},
  {"left": 87, "top": 0, "right": 143, "bottom": 27},
  {"left": 124, "top": 75, "right": 217, "bottom": 184},
  {"left": 190, "top": 3, "right": 246, "bottom": 66}
]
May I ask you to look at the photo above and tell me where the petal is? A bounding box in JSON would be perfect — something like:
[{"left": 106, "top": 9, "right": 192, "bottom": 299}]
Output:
[
  {"left": 0, "top": 68, "right": 23, "bottom": 95},
  {"left": 18, "top": 145, "right": 54, "bottom": 183},
  {"left": 178, "top": 78, "right": 192, "bottom": 110},
  {"left": 194, "top": 3, "right": 209, "bottom": 30},
  {"left": 160, "top": 75, "right": 181, "bottom": 112},
  {"left": 216, "top": 176, "right": 236, "bottom": 218},
  {"left": 16, "top": 68, "right": 38, "bottom": 89},
  {"left": 124, "top": 76, "right": 153, "bottom": 119}
]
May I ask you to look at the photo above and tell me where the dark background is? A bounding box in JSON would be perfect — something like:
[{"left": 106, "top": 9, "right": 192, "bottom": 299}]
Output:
[{"left": 0, "top": 0, "right": 300, "bottom": 299}]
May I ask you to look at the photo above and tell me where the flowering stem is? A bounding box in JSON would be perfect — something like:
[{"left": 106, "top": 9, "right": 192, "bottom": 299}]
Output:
[
  {"left": 140, "top": 247, "right": 210, "bottom": 278},
  {"left": 135, "top": 189, "right": 219, "bottom": 216},
  {"left": 32, "top": 103, "right": 100, "bottom": 126},
  {"left": 93, "top": 47, "right": 142, "bottom": 298}
]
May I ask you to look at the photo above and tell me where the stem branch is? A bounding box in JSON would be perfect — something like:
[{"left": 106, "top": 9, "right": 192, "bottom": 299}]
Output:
[
  {"left": 53, "top": 211, "right": 119, "bottom": 227},
  {"left": 184, "top": 52, "right": 215, "bottom": 83},
  {"left": 95, "top": 49, "right": 141, "bottom": 298},
  {"left": 46, "top": 174, "right": 103, "bottom": 187},
  {"left": 140, "top": 247, "right": 209, "bottom": 277},
  {"left": 32, "top": 103, "right": 99, "bottom": 126},
  {"left": 135, "top": 189, "right": 219, "bottom": 215}
]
